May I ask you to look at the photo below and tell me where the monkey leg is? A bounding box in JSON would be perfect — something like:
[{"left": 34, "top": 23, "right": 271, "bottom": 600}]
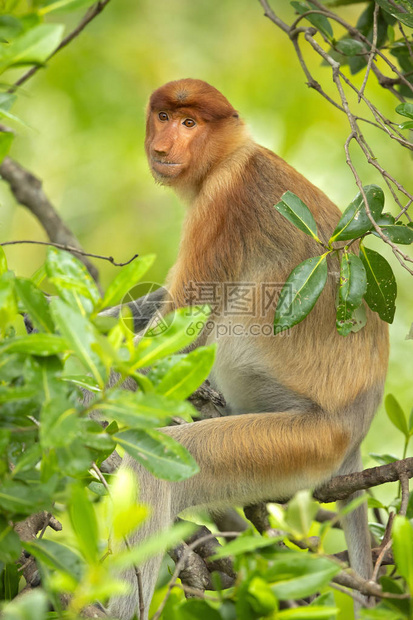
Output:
[
  {"left": 165, "top": 411, "right": 350, "bottom": 512},
  {"left": 109, "top": 411, "right": 354, "bottom": 620}
]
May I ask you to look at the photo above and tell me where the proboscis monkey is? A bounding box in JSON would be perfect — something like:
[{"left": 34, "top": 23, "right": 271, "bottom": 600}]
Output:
[{"left": 108, "top": 79, "right": 388, "bottom": 619}]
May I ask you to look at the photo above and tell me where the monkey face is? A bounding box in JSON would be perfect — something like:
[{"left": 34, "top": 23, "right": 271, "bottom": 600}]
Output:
[{"left": 145, "top": 110, "right": 203, "bottom": 184}]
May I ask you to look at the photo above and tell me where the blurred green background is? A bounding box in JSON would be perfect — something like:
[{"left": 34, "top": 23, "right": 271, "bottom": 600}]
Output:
[{"left": 1, "top": 0, "right": 412, "bottom": 484}]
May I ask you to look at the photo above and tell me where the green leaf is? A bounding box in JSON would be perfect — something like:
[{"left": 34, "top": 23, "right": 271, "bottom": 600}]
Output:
[
  {"left": 370, "top": 453, "right": 399, "bottom": 466},
  {"left": 330, "top": 185, "right": 384, "bottom": 242},
  {"left": 376, "top": 212, "right": 395, "bottom": 226},
  {"left": 114, "top": 520, "right": 196, "bottom": 569},
  {"left": 177, "top": 599, "right": 225, "bottom": 620},
  {"left": 267, "top": 553, "right": 340, "bottom": 600},
  {"left": 114, "top": 428, "right": 199, "bottom": 481},
  {"left": 50, "top": 298, "right": 106, "bottom": 387},
  {"left": 376, "top": 1, "right": 413, "bottom": 29},
  {"left": 373, "top": 224, "right": 413, "bottom": 245},
  {"left": 100, "top": 254, "right": 156, "bottom": 309},
  {"left": 155, "top": 345, "right": 216, "bottom": 400},
  {"left": 0, "top": 131, "right": 13, "bottom": 163},
  {"left": 385, "top": 394, "right": 408, "bottom": 438},
  {"left": 0, "top": 517, "right": 21, "bottom": 563},
  {"left": 0, "top": 480, "right": 51, "bottom": 516},
  {"left": 0, "top": 589, "right": 49, "bottom": 620},
  {"left": 46, "top": 247, "right": 100, "bottom": 313},
  {"left": 285, "top": 490, "right": 319, "bottom": 537},
  {"left": 274, "top": 254, "right": 328, "bottom": 331},
  {"left": 399, "top": 121, "right": 413, "bottom": 130},
  {"left": 0, "top": 385, "right": 38, "bottom": 404},
  {"left": 248, "top": 576, "right": 278, "bottom": 616},
  {"left": 335, "top": 38, "right": 365, "bottom": 56},
  {"left": 0, "top": 272, "right": 17, "bottom": 328},
  {"left": 14, "top": 277, "right": 54, "bottom": 332},
  {"left": 211, "top": 535, "right": 280, "bottom": 560},
  {"left": 359, "top": 246, "right": 397, "bottom": 323},
  {"left": 97, "top": 390, "right": 192, "bottom": 428},
  {"left": 278, "top": 608, "right": 338, "bottom": 619},
  {"left": 0, "top": 333, "right": 68, "bottom": 356},
  {"left": 291, "top": 1, "right": 333, "bottom": 39},
  {"left": 24, "top": 538, "right": 83, "bottom": 581},
  {"left": 0, "top": 245, "right": 7, "bottom": 274},
  {"left": 69, "top": 484, "right": 99, "bottom": 563},
  {"left": 132, "top": 306, "right": 210, "bottom": 369},
  {"left": 38, "top": 0, "right": 97, "bottom": 16},
  {"left": 392, "top": 516, "right": 413, "bottom": 594},
  {"left": 336, "top": 252, "right": 367, "bottom": 336},
  {"left": 62, "top": 374, "right": 101, "bottom": 392},
  {"left": 0, "top": 24, "right": 64, "bottom": 71},
  {"left": 274, "top": 191, "right": 320, "bottom": 242}
]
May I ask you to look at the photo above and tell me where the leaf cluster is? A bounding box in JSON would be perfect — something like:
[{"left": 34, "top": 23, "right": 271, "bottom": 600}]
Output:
[
  {"left": 273, "top": 184, "right": 413, "bottom": 334},
  {"left": 0, "top": 246, "right": 215, "bottom": 616}
]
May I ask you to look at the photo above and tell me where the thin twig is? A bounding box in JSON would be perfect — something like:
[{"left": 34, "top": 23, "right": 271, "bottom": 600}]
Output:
[
  {"left": 0, "top": 240, "right": 138, "bottom": 267},
  {"left": 358, "top": 3, "right": 379, "bottom": 102}
]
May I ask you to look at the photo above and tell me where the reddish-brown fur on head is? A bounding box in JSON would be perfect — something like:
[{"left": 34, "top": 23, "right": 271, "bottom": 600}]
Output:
[
  {"left": 149, "top": 78, "right": 239, "bottom": 122},
  {"left": 145, "top": 79, "right": 246, "bottom": 195}
]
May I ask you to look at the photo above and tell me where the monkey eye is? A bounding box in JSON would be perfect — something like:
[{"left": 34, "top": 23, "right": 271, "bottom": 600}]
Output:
[
  {"left": 182, "top": 118, "right": 196, "bottom": 128},
  {"left": 158, "top": 112, "right": 169, "bottom": 121}
]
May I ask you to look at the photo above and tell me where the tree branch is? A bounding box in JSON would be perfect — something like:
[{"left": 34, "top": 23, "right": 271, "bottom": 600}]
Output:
[{"left": 0, "top": 156, "right": 100, "bottom": 281}]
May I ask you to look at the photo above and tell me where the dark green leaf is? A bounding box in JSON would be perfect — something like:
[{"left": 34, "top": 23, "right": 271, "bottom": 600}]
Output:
[
  {"left": 24, "top": 539, "right": 83, "bottom": 581},
  {"left": 14, "top": 277, "right": 54, "bottom": 332},
  {"left": 100, "top": 254, "right": 156, "bottom": 309},
  {"left": 330, "top": 185, "right": 384, "bottom": 242},
  {"left": 373, "top": 224, "right": 413, "bottom": 244},
  {"left": 336, "top": 252, "right": 367, "bottom": 336},
  {"left": 291, "top": 1, "right": 333, "bottom": 39},
  {"left": 399, "top": 121, "right": 413, "bottom": 130},
  {"left": 376, "top": 1, "right": 413, "bottom": 28},
  {"left": 274, "top": 191, "right": 320, "bottom": 242},
  {"left": 335, "top": 38, "right": 365, "bottom": 56},
  {"left": 155, "top": 345, "right": 216, "bottom": 400},
  {"left": 375, "top": 212, "right": 395, "bottom": 226},
  {"left": 359, "top": 246, "right": 397, "bottom": 323},
  {"left": 274, "top": 254, "right": 328, "bottom": 331},
  {"left": 385, "top": 394, "right": 408, "bottom": 438},
  {"left": 370, "top": 453, "right": 399, "bottom": 466},
  {"left": 0, "top": 333, "right": 68, "bottom": 356},
  {"left": 115, "top": 428, "right": 199, "bottom": 481}
]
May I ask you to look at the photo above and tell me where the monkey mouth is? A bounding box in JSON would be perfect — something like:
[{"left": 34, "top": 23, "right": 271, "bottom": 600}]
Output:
[
  {"left": 151, "top": 158, "right": 184, "bottom": 178},
  {"left": 153, "top": 159, "right": 182, "bottom": 167}
]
